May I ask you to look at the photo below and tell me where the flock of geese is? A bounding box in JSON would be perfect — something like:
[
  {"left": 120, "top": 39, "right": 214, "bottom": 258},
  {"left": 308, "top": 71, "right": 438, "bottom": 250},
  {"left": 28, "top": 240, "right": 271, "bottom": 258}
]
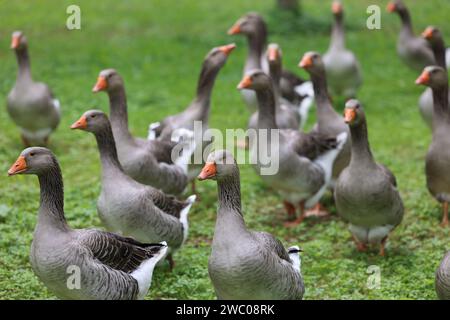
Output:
[{"left": 3, "top": 0, "right": 450, "bottom": 300}]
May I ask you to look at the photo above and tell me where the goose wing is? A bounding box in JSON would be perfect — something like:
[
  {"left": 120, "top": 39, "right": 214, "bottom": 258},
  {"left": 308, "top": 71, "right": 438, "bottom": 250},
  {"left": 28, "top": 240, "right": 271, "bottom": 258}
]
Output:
[
  {"left": 79, "top": 230, "right": 166, "bottom": 273},
  {"left": 254, "top": 231, "right": 291, "bottom": 263},
  {"left": 145, "top": 188, "right": 188, "bottom": 218},
  {"left": 286, "top": 130, "right": 337, "bottom": 161}
]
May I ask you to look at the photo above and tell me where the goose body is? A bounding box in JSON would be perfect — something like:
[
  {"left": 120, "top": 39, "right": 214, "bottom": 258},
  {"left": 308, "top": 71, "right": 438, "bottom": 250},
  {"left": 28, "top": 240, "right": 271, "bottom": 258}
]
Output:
[
  {"left": 334, "top": 100, "right": 404, "bottom": 255},
  {"left": 71, "top": 110, "right": 196, "bottom": 267},
  {"left": 238, "top": 70, "right": 347, "bottom": 225},
  {"left": 436, "top": 251, "right": 450, "bottom": 300},
  {"left": 198, "top": 150, "right": 304, "bottom": 300},
  {"left": 93, "top": 69, "right": 188, "bottom": 195},
  {"left": 8, "top": 147, "right": 167, "bottom": 300},
  {"left": 300, "top": 51, "right": 351, "bottom": 182},
  {"left": 7, "top": 31, "right": 60, "bottom": 146},
  {"left": 323, "top": 1, "right": 362, "bottom": 98},
  {"left": 416, "top": 66, "right": 450, "bottom": 226}
]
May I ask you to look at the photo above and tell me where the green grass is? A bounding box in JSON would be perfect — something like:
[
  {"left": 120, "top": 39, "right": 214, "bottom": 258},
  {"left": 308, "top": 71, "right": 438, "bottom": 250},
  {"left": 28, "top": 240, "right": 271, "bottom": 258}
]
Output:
[{"left": 0, "top": 0, "right": 449, "bottom": 300}]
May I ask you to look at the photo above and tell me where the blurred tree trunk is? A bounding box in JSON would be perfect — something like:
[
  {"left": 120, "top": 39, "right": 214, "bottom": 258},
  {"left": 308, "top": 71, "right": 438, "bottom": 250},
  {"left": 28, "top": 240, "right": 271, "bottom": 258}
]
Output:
[{"left": 277, "top": 0, "right": 299, "bottom": 11}]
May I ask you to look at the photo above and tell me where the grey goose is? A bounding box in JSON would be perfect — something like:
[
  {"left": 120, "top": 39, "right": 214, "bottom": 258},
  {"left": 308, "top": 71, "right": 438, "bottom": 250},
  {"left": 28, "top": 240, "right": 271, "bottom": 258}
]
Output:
[
  {"left": 198, "top": 150, "right": 304, "bottom": 300},
  {"left": 92, "top": 69, "right": 190, "bottom": 195},
  {"left": 71, "top": 110, "right": 196, "bottom": 269},
  {"left": 8, "top": 147, "right": 167, "bottom": 300},
  {"left": 7, "top": 31, "right": 60, "bottom": 146},
  {"left": 334, "top": 100, "right": 404, "bottom": 255},
  {"left": 238, "top": 70, "right": 347, "bottom": 226}
]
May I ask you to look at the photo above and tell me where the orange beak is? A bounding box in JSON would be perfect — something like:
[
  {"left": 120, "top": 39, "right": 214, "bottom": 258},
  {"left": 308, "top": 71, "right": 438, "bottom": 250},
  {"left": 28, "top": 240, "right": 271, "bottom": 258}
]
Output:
[
  {"left": 299, "top": 55, "right": 313, "bottom": 68},
  {"left": 415, "top": 71, "right": 430, "bottom": 85},
  {"left": 218, "top": 43, "right": 236, "bottom": 56},
  {"left": 344, "top": 108, "right": 356, "bottom": 124},
  {"left": 227, "top": 23, "right": 241, "bottom": 35},
  {"left": 8, "top": 156, "right": 27, "bottom": 176},
  {"left": 198, "top": 162, "right": 217, "bottom": 180},
  {"left": 70, "top": 116, "right": 88, "bottom": 130},
  {"left": 422, "top": 27, "right": 434, "bottom": 40},
  {"left": 268, "top": 47, "right": 279, "bottom": 62},
  {"left": 237, "top": 75, "right": 252, "bottom": 89},
  {"left": 11, "top": 36, "right": 20, "bottom": 49},
  {"left": 332, "top": 1, "right": 342, "bottom": 14},
  {"left": 386, "top": 2, "right": 396, "bottom": 12},
  {"left": 92, "top": 76, "right": 107, "bottom": 92}
]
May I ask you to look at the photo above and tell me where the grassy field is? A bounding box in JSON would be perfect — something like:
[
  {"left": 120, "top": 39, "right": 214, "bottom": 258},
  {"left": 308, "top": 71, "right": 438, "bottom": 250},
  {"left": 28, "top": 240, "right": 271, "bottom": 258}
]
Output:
[{"left": 0, "top": 0, "right": 449, "bottom": 300}]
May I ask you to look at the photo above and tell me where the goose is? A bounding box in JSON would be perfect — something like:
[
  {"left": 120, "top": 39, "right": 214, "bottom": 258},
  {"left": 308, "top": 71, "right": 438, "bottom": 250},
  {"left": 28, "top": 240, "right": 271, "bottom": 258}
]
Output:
[
  {"left": 416, "top": 66, "right": 450, "bottom": 227},
  {"left": 238, "top": 70, "right": 348, "bottom": 226},
  {"left": 7, "top": 31, "right": 60, "bottom": 146},
  {"left": 147, "top": 43, "right": 236, "bottom": 193},
  {"left": 71, "top": 110, "right": 196, "bottom": 269},
  {"left": 436, "top": 251, "right": 450, "bottom": 300},
  {"left": 299, "top": 51, "right": 351, "bottom": 184},
  {"left": 247, "top": 44, "right": 309, "bottom": 132},
  {"left": 228, "top": 12, "right": 306, "bottom": 112},
  {"left": 387, "top": 0, "right": 435, "bottom": 71},
  {"left": 334, "top": 99, "right": 404, "bottom": 255},
  {"left": 7, "top": 147, "right": 168, "bottom": 300},
  {"left": 418, "top": 26, "right": 450, "bottom": 128},
  {"left": 92, "top": 69, "right": 190, "bottom": 195},
  {"left": 323, "top": 1, "right": 362, "bottom": 98},
  {"left": 198, "top": 150, "right": 304, "bottom": 299}
]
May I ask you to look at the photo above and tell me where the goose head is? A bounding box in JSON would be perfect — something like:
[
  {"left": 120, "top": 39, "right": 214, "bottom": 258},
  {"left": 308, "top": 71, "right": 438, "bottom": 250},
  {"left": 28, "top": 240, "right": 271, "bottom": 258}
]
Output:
[
  {"left": 8, "top": 147, "right": 56, "bottom": 176},
  {"left": 415, "top": 66, "right": 448, "bottom": 89},
  {"left": 343, "top": 99, "right": 365, "bottom": 126},
  {"left": 71, "top": 110, "right": 110, "bottom": 134},
  {"left": 331, "top": 0, "right": 343, "bottom": 18},
  {"left": 386, "top": 0, "right": 406, "bottom": 14},
  {"left": 266, "top": 43, "right": 282, "bottom": 68},
  {"left": 298, "top": 51, "right": 325, "bottom": 76},
  {"left": 227, "top": 12, "right": 267, "bottom": 38},
  {"left": 92, "top": 69, "right": 124, "bottom": 93},
  {"left": 198, "top": 150, "right": 237, "bottom": 181},
  {"left": 204, "top": 43, "right": 236, "bottom": 69},
  {"left": 11, "top": 31, "right": 27, "bottom": 50},
  {"left": 237, "top": 69, "right": 271, "bottom": 91},
  {"left": 422, "top": 26, "right": 443, "bottom": 47}
]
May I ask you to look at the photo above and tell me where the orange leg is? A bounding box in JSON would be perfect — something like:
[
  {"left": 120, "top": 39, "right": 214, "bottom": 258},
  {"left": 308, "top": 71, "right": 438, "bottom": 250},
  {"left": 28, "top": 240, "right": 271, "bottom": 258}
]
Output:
[
  {"left": 379, "top": 236, "right": 388, "bottom": 257},
  {"left": 304, "top": 203, "right": 331, "bottom": 218},
  {"left": 352, "top": 235, "right": 367, "bottom": 252},
  {"left": 167, "top": 254, "right": 175, "bottom": 272},
  {"left": 441, "top": 202, "right": 449, "bottom": 227},
  {"left": 284, "top": 201, "right": 306, "bottom": 228},
  {"left": 283, "top": 201, "right": 296, "bottom": 220}
]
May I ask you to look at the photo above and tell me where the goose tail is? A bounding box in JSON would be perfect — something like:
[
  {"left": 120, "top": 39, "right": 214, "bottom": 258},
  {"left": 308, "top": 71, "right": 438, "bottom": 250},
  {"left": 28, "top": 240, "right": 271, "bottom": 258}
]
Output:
[
  {"left": 131, "top": 241, "right": 168, "bottom": 299},
  {"left": 288, "top": 246, "right": 302, "bottom": 274},
  {"left": 147, "top": 122, "right": 161, "bottom": 140},
  {"left": 180, "top": 195, "right": 197, "bottom": 244}
]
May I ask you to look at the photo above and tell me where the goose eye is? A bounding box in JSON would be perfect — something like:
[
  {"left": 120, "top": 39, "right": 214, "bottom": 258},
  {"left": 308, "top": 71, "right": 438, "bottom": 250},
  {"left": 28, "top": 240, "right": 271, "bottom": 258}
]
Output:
[
  {"left": 91, "top": 114, "right": 96, "bottom": 118},
  {"left": 30, "top": 152, "right": 35, "bottom": 157}
]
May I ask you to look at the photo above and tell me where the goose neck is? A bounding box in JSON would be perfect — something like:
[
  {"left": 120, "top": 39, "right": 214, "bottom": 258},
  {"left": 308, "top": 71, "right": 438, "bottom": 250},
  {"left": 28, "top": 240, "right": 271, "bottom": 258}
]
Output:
[
  {"left": 194, "top": 62, "right": 221, "bottom": 116},
  {"left": 431, "top": 38, "right": 447, "bottom": 69},
  {"left": 108, "top": 87, "right": 134, "bottom": 145},
  {"left": 256, "top": 85, "right": 277, "bottom": 130},
  {"left": 311, "top": 70, "right": 335, "bottom": 116},
  {"left": 15, "top": 48, "right": 32, "bottom": 83},
  {"left": 37, "top": 163, "right": 69, "bottom": 232},
  {"left": 398, "top": 9, "right": 413, "bottom": 36},
  {"left": 349, "top": 119, "right": 375, "bottom": 165},
  {"left": 330, "top": 15, "right": 345, "bottom": 50},
  {"left": 245, "top": 34, "right": 266, "bottom": 71},
  {"left": 431, "top": 83, "right": 450, "bottom": 129},
  {"left": 94, "top": 124, "right": 125, "bottom": 179}
]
